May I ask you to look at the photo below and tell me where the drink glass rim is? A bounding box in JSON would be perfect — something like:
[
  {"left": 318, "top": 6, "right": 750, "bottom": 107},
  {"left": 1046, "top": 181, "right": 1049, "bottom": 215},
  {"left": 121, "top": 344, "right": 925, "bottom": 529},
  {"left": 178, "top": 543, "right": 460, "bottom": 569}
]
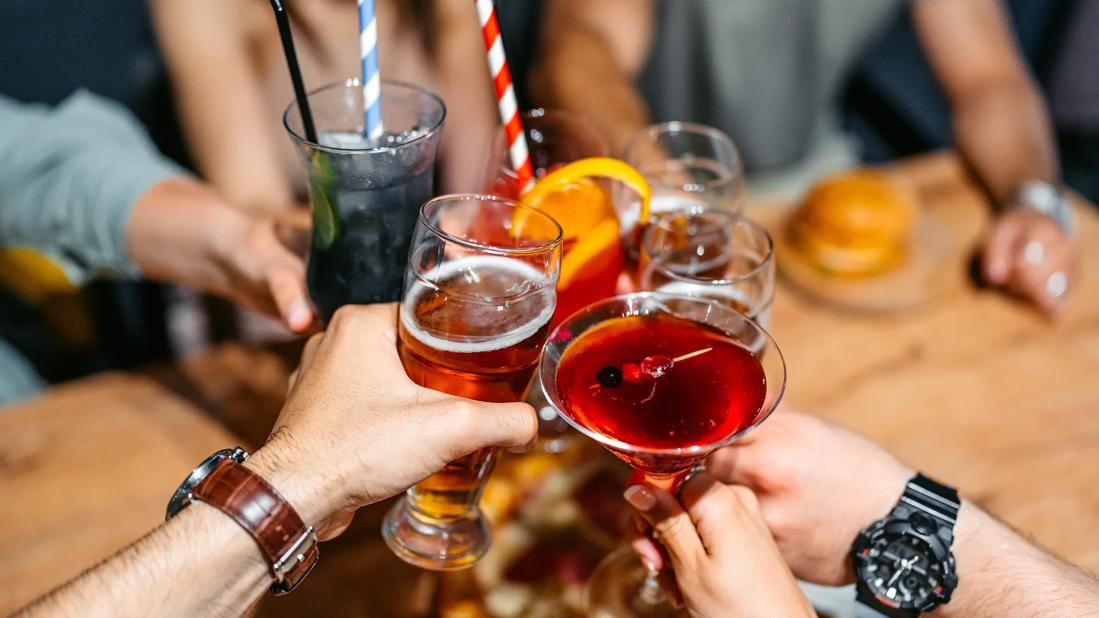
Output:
[
  {"left": 644, "top": 208, "right": 775, "bottom": 287},
  {"left": 418, "top": 193, "right": 564, "bottom": 257},
  {"left": 283, "top": 78, "right": 447, "bottom": 154},
  {"left": 540, "top": 292, "right": 786, "bottom": 458},
  {"left": 492, "top": 107, "right": 610, "bottom": 182},
  {"left": 624, "top": 121, "right": 743, "bottom": 193}
]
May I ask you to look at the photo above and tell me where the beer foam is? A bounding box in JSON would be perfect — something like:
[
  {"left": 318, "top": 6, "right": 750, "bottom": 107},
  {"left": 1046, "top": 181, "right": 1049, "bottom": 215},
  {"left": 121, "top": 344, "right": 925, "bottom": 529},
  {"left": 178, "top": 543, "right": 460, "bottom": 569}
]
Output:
[{"left": 401, "top": 256, "right": 555, "bottom": 354}]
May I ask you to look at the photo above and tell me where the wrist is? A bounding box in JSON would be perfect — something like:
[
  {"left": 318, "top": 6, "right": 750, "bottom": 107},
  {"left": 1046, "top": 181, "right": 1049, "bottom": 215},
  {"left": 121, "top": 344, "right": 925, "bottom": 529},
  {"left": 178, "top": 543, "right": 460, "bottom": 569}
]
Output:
[
  {"left": 844, "top": 461, "right": 916, "bottom": 583},
  {"left": 242, "top": 443, "right": 340, "bottom": 527}
]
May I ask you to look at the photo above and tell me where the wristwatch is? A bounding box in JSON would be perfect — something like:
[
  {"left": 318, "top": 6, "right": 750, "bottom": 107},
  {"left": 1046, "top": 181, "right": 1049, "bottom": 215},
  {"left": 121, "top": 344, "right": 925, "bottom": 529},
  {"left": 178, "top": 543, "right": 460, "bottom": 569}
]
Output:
[
  {"left": 1014, "top": 180, "right": 1076, "bottom": 235},
  {"left": 167, "top": 447, "right": 319, "bottom": 594},
  {"left": 853, "top": 473, "right": 960, "bottom": 617}
]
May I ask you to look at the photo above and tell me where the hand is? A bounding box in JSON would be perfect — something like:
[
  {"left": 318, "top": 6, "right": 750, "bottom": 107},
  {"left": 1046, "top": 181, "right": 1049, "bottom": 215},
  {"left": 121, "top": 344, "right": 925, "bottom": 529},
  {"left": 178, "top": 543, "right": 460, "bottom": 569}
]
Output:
[
  {"left": 625, "top": 474, "right": 814, "bottom": 617},
  {"left": 705, "top": 409, "right": 913, "bottom": 586},
  {"left": 218, "top": 207, "right": 315, "bottom": 332},
  {"left": 982, "top": 207, "right": 1078, "bottom": 317},
  {"left": 128, "top": 178, "right": 316, "bottom": 332},
  {"left": 245, "top": 304, "right": 538, "bottom": 539}
]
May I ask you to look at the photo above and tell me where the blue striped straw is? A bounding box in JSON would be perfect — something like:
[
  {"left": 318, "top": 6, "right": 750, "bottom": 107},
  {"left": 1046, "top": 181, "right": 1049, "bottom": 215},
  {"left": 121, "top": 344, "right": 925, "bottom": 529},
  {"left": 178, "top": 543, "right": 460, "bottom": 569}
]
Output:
[{"left": 358, "top": 0, "right": 384, "bottom": 140}]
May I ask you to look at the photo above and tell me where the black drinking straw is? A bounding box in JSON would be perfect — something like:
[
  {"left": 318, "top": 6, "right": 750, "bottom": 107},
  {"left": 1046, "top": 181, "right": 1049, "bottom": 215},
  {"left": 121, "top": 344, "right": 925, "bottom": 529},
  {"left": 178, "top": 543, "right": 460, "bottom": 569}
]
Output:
[{"left": 268, "top": 0, "right": 317, "bottom": 143}]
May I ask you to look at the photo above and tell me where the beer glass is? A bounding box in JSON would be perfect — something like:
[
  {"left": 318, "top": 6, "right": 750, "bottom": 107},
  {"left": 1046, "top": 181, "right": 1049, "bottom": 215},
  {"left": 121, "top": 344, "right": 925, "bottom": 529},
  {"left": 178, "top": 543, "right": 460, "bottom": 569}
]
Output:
[
  {"left": 639, "top": 207, "right": 775, "bottom": 328},
  {"left": 284, "top": 79, "right": 445, "bottom": 321},
  {"left": 382, "top": 194, "right": 563, "bottom": 570}
]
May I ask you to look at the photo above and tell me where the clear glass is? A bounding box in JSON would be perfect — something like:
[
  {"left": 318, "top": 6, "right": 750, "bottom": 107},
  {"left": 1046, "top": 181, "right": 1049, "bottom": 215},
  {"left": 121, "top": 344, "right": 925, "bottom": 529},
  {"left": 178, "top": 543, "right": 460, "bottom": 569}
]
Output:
[
  {"left": 382, "top": 194, "right": 563, "bottom": 570},
  {"left": 284, "top": 78, "right": 446, "bottom": 321},
  {"left": 639, "top": 207, "right": 776, "bottom": 329},
  {"left": 623, "top": 122, "right": 745, "bottom": 262},
  {"left": 540, "top": 292, "right": 785, "bottom": 616}
]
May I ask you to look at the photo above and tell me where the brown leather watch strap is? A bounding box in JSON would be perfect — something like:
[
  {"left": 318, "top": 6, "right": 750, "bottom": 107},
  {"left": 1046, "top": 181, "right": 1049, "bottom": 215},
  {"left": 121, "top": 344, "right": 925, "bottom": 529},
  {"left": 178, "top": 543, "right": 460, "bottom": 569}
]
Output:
[{"left": 192, "top": 459, "right": 319, "bottom": 594}]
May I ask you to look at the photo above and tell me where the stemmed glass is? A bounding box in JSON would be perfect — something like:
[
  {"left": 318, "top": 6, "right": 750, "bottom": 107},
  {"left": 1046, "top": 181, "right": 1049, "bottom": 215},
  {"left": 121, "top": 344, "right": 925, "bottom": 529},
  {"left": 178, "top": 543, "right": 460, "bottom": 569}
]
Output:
[
  {"left": 540, "top": 293, "right": 786, "bottom": 616},
  {"left": 382, "top": 194, "right": 563, "bottom": 570},
  {"left": 639, "top": 207, "right": 776, "bottom": 328}
]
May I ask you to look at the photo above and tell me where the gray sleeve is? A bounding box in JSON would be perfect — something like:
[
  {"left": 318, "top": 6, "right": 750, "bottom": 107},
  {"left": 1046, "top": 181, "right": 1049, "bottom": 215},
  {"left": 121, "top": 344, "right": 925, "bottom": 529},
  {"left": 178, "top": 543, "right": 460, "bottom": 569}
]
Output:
[{"left": 0, "top": 91, "right": 189, "bottom": 284}]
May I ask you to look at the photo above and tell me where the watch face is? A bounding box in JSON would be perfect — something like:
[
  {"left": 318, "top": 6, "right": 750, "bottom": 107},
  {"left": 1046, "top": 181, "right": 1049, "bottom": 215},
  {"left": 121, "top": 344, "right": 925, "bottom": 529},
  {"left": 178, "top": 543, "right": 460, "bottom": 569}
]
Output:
[{"left": 857, "top": 532, "right": 945, "bottom": 610}]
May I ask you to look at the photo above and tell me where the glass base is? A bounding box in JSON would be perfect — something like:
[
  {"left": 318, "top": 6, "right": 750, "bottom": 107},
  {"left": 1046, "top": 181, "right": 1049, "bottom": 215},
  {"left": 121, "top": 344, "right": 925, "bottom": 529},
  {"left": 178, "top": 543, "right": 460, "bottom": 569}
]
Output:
[
  {"left": 586, "top": 547, "right": 688, "bottom": 618},
  {"left": 381, "top": 496, "right": 490, "bottom": 571}
]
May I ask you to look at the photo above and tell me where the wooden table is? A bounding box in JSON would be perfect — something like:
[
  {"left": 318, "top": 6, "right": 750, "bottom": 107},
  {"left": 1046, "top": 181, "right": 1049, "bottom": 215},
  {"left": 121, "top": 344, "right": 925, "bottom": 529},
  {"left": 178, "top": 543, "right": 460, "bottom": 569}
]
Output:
[{"left": 1, "top": 152, "right": 1097, "bottom": 615}]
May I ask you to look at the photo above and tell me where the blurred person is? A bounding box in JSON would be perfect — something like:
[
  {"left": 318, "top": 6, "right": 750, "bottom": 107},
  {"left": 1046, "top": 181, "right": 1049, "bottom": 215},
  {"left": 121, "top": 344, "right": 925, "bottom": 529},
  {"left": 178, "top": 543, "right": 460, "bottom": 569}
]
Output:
[
  {"left": 16, "top": 304, "right": 539, "bottom": 616},
  {"left": 533, "top": 0, "right": 1079, "bottom": 316},
  {"left": 629, "top": 410, "right": 1099, "bottom": 616},
  {"left": 151, "top": 0, "right": 502, "bottom": 215},
  {"left": 0, "top": 91, "right": 315, "bottom": 404}
]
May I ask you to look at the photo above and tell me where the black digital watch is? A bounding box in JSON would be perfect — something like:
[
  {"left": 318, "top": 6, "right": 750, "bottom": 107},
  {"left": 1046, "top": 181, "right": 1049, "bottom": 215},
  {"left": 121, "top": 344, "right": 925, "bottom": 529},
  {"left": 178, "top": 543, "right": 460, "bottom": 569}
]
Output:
[{"left": 853, "top": 473, "right": 960, "bottom": 617}]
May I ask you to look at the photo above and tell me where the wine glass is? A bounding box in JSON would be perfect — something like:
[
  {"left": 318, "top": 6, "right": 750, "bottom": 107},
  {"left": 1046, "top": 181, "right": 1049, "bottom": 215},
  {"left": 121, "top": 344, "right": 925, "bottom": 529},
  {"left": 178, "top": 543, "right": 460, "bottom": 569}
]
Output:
[{"left": 540, "top": 292, "right": 786, "bottom": 616}]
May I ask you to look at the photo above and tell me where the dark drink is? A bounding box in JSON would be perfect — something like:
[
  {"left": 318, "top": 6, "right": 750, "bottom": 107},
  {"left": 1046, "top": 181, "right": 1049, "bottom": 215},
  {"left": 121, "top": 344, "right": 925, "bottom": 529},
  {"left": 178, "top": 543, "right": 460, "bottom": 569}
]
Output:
[
  {"left": 308, "top": 150, "right": 434, "bottom": 319},
  {"left": 284, "top": 81, "right": 446, "bottom": 321},
  {"left": 398, "top": 255, "right": 555, "bottom": 519},
  {"left": 555, "top": 313, "right": 766, "bottom": 473}
]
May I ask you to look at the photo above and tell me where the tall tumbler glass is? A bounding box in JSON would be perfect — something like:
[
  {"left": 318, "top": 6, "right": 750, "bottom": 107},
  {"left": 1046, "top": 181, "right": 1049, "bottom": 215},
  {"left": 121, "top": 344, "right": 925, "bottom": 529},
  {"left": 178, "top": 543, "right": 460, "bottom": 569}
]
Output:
[
  {"left": 639, "top": 207, "right": 775, "bottom": 328},
  {"left": 623, "top": 122, "right": 745, "bottom": 263},
  {"left": 383, "top": 194, "right": 563, "bottom": 570},
  {"left": 284, "top": 78, "right": 446, "bottom": 321}
]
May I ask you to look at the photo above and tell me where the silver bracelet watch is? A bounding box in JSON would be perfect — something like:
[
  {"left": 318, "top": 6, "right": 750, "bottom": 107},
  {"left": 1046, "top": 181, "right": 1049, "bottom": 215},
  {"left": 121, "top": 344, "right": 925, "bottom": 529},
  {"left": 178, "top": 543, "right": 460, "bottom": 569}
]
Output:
[{"left": 1013, "top": 180, "right": 1075, "bottom": 236}]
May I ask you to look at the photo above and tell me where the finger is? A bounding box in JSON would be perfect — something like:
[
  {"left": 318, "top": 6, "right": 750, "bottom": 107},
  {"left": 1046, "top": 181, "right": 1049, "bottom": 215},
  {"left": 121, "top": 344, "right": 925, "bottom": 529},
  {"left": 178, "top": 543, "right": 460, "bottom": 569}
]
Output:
[
  {"left": 680, "top": 474, "right": 759, "bottom": 554},
  {"left": 628, "top": 529, "right": 667, "bottom": 571},
  {"left": 705, "top": 444, "right": 757, "bottom": 486},
  {"left": 456, "top": 401, "right": 539, "bottom": 452},
  {"left": 623, "top": 485, "right": 705, "bottom": 566},
  {"left": 268, "top": 262, "right": 314, "bottom": 332},
  {"left": 982, "top": 215, "right": 1024, "bottom": 285},
  {"left": 1016, "top": 244, "right": 1074, "bottom": 316}
]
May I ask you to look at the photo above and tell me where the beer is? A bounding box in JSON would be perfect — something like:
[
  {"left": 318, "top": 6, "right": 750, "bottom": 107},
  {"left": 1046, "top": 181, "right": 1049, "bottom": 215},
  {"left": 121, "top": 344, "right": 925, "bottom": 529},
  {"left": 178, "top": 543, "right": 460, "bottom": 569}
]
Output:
[
  {"left": 398, "top": 256, "right": 555, "bottom": 519},
  {"left": 383, "top": 193, "right": 561, "bottom": 571}
]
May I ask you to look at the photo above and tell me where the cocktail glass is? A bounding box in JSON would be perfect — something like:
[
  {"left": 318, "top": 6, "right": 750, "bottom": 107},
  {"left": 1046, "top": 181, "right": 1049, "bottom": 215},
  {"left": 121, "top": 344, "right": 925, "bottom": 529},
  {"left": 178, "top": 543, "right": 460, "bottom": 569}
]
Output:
[
  {"left": 382, "top": 194, "right": 563, "bottom": 570},
  {"left": 639, "top": 207, "right": 776, "bottom": 328},
  {"left": 284, "top": 78, "right": 446, "bottom": 321},
  {"left": 540, "top": 292, "right": 786, "bottom": 616}
]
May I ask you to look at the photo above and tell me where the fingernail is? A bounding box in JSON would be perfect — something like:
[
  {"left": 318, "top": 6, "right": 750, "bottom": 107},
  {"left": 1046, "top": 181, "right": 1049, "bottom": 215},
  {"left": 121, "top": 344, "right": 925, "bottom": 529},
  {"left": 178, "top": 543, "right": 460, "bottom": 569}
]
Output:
[
  {"left": 624, "top": 486, "right": 656, "bottom": 511},
  {"left": 288, "top": 300, "right": 312, "bottom": 330}
]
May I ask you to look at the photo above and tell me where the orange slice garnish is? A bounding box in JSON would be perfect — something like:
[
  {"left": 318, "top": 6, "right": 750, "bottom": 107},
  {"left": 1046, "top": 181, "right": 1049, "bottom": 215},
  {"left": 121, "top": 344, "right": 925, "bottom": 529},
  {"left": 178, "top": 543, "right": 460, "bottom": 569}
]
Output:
[{"left": 521, "top": 157, "right": 652, "bottom": 227}]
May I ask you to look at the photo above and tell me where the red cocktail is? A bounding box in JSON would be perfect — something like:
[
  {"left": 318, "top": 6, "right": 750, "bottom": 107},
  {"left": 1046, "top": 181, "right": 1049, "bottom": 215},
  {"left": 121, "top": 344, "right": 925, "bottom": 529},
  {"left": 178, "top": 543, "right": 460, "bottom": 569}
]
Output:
[{"left": 540, "top": 293, "right": 785, "bottom": 616}]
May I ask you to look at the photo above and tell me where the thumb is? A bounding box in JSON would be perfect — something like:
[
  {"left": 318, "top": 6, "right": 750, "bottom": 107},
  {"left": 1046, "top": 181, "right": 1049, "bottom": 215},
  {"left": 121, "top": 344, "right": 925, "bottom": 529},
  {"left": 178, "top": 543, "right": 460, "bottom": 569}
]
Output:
[
  {"left": 624, "top": 484, "right": 704, "bottom": 569},
  {"left": 983, "top": 215, "right": 1024, "bottom": 285},
  {"left": 267, "top": 258, "right": 314, "bottom": 333},
  {"left": 459, "top": 401, "right": 539, "bottom": 452}
]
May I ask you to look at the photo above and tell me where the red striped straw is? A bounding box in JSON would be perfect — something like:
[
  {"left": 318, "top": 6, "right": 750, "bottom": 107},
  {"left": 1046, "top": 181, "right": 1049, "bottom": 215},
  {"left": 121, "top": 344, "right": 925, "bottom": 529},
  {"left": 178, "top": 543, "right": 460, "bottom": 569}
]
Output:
[{"left": 475, "top": 0, "right": 535, "bottom": 193}]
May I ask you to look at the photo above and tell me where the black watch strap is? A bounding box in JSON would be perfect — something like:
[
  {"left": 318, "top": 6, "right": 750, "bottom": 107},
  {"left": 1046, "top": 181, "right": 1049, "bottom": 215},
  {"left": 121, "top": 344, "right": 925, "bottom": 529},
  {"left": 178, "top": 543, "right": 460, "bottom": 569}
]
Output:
[{"left": 900, "top": 473, "right": 960, "bottom": 526}]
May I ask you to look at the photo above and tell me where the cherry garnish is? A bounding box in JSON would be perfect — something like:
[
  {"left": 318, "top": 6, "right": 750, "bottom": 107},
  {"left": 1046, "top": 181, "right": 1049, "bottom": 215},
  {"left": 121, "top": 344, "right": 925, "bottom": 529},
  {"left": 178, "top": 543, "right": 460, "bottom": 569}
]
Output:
[
  {"left": 589, "top": 347, "right": 714, "bottom": 390},
  {"left": 622, "top": 363, "right": 642, "bottom": 383},
  {"left": 596, "top": 366, "right": 623, "bottom": 388},
  {"left": 640, "top": 355, "right": 674, "bottom": 380}
]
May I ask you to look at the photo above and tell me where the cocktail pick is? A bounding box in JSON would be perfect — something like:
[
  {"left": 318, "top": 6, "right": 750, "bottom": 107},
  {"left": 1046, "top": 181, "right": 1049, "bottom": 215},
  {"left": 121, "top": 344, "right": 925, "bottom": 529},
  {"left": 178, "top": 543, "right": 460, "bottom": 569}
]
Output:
[{"left": 268, "top": 0, "right": 317, "bottom": 144}]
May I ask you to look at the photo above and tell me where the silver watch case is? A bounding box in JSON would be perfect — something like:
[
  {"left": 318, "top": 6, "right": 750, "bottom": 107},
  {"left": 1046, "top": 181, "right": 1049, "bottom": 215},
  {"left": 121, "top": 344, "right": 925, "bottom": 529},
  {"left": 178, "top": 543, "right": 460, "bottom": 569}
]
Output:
[
  {"left": 165, "top": 446, "right": 249, "bottom": 520},
  {"left": 1015, "top": 180, "right": 1075, "bottom": 235}
]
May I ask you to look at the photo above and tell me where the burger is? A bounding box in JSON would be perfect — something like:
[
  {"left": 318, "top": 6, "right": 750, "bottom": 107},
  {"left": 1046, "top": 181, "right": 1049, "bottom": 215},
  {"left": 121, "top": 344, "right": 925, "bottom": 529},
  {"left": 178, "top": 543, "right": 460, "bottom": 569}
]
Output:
[{"left": 787, "top": 169, "right": 917, "bottom": 277}]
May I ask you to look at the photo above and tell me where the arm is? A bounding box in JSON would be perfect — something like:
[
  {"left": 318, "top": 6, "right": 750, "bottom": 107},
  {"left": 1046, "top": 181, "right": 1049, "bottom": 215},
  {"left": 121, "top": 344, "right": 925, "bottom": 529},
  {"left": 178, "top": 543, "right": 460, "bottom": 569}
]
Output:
[
  {"left": 706, "top": 410, "right": 1099, "bottom": 616},
  {"left": 0, "top": 92, "right": 313, "bottom": 331},
  {"left": 913, "top": 0, "right": 1077, "bottom": 316},
  {"left": 529, "top": 0, "right": 655, "bottom": 153},
  {"left": 151, "top": 0, "right": 297, "bottom": 214},
  {"left": 913, "top": 0, "right": 1056, "bottom": 203},
  {"left": 18, "top": 304, "right": 538, "bottom": 616}
]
